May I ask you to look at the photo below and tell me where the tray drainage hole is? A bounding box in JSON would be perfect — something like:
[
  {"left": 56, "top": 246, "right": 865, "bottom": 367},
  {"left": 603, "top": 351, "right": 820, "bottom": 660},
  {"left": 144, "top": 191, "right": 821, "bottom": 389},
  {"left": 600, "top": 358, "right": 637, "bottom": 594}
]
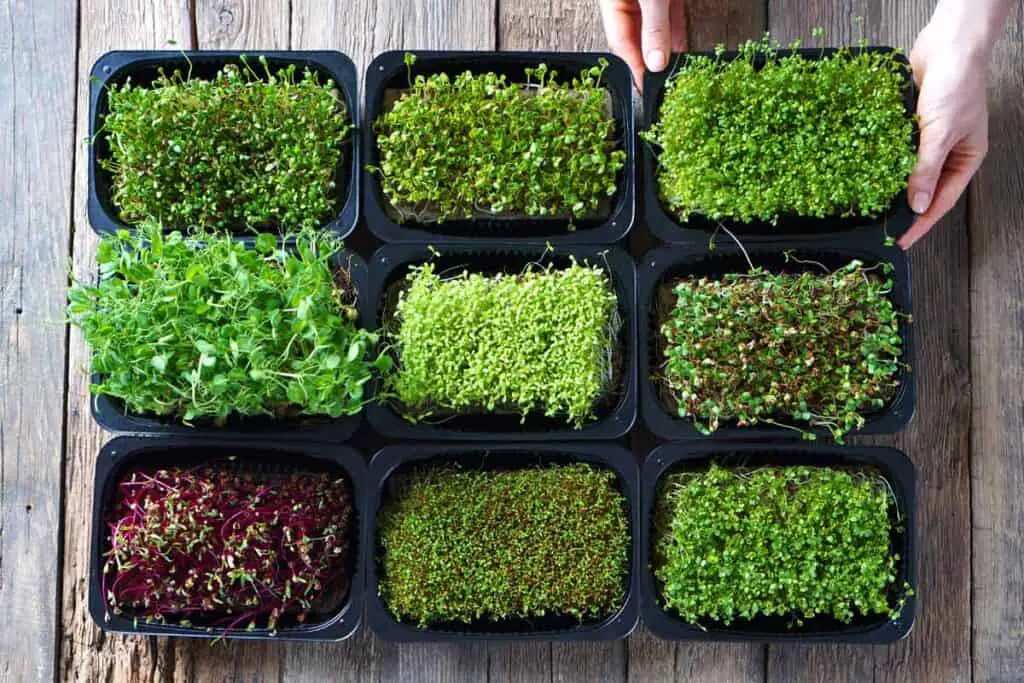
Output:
[
  {"left": 102, "top": 65, "right": 112, "bottom": 73},
  {"left": 379, "top": 65, "right": 384, "bottom": 72},
  {"left": 649, "top": 259, "right": 657, "bottom": 268}
]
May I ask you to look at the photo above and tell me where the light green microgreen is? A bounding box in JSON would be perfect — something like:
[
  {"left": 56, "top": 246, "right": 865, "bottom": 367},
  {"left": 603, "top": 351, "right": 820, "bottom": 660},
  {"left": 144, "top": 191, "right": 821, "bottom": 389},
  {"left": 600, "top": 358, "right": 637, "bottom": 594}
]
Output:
[{"left": 387, "top": 259, "right": 619, "bottom": 427}]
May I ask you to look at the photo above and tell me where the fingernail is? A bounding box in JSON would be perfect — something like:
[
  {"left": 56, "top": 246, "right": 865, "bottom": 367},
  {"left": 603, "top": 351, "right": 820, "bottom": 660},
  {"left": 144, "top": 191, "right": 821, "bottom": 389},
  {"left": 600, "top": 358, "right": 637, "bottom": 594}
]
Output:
[
  {"left": 647, "top": 49, "right": 668, "bottom": 72},
  {"left": 911, "top": 191, "right": 931, "bottom": 214}
]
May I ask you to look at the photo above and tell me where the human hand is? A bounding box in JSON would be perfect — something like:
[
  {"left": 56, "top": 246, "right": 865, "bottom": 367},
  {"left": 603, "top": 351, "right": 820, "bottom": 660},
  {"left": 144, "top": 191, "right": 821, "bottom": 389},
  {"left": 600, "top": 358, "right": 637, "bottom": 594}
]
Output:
[
  {"left": 599, "top": 0, "right": 687, "bottom": 89},
  {"left": 898, "top": 19, "right": 991, "bottom": 249}
]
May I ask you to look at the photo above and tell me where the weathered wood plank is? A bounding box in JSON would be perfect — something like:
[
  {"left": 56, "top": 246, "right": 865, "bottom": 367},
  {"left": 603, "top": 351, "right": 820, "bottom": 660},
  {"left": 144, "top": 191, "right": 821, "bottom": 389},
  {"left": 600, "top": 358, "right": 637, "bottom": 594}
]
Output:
[
  {"left": 489, "top": 642, "right": 552, "bottom": 683},
  {"left": 0, "top": 0, "right": 77, "bottom": 680},
  {"left": 971, "top": 3, "right": 1024, "bottom": 683},
  {"left": 767, "top": 2, "right": 972, "bottom": 683},
  {"left": 648, "top": 3, "right": 766, "bottom": 681},
  {"left": 196, "top": 0, "right": 288, "bottom": 49},
  {"left": 58, "top": 2, "right": 191, "bottom": 682},
  {"left": 287, "top": 3, "right": 497, "bottom": 681},
  {"left": 499, "top": 0, "right": 604, "bottom": 50},
  {"left": 293, "top": 0, "right": 496, "bottom": 87},
  {"left": 686, "top": 0, "right": 767, "bottom": 49},
  {"left": 497, "top": 4, "right": 619, "bottom": 680}
]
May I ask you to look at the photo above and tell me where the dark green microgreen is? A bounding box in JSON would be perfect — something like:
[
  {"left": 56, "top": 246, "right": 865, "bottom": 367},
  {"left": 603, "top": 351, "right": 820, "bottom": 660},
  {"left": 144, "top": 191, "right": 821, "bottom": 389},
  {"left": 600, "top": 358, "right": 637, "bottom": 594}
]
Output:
[
  {"left": 67, "top": 223, "right": 389, "bottom": 423},
  {"left": 655, "top": 464, "right": 910, "bottom": 626},
  {"left": 644, "top": 34, "right": 915, "bottom": 223},
  {"left": 378, "top": 463, "right": 630, "bottom": 626},
  {"left": 659, "top": 258, "right": 906, "bottom": 442},
  {"left": 100, "top": 56, "right": 350, "bottom": 231},
  {"left": 386, "top": 259, "right": 620, "bottom": 427},
  {"left": 370, "top": 55, "right": 625, "bottom": 224}
]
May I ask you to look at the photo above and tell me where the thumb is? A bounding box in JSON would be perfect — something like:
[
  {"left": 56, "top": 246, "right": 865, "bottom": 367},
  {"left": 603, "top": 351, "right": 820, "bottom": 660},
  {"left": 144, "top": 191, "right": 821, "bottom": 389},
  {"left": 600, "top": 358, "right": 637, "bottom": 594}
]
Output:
[
  {"left": 639, "top": 0, "right": 671, "bottom": 72},
  {"left": 907, "top": 123, "right": 955, "bottom": 215}
]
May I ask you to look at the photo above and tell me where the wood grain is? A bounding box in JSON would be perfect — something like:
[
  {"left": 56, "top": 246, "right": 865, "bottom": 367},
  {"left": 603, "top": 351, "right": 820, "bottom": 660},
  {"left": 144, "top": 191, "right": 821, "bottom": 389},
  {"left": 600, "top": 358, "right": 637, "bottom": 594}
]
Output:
[
  {"left": 196, "top": 0, "right": 288, "bottom": 49},
  {"left": 971, "top": 3, "right": 1024, "bottom": 682},
  {"left": 655, "top": 2, "right": 767, "bottom": 681},
  {"left": 58, "top": 2, "right": 190, "bottom": 682},
  {"left": 767, "top": 2, "right": 973, "bottom": 683},
  {"left": 0, "top": 0, "right": 77, "bottom": 680},
  {"left": 286, "top": 2, "right": 497, "bottom": 681},
  {"left": 686, "top": 0, "right": 766, "bottom": 49},
  {"left": 293, "top": 0, "right": 496, "bottom": 91}
]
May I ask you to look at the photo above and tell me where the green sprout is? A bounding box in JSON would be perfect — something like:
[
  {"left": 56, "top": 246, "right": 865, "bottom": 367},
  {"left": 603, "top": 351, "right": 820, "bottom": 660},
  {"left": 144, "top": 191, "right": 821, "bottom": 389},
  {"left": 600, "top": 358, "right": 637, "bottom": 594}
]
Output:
[
  {"left": 644, "top": 34, "right": 915, "bottom": 223},
  {"left": 655, "top": 464, "right": 909, "bottom": 626},
  {"left": 67, "top": 224, "right": 390, "bottom": 423},
  {"left": 379, "top": 463, "right": 630, "bottom": 626},
  {"left": 387, "top": 259, "right": 620, "bottom": 427},
  {"left": 659, "top": 258, "right": 905, "bottom": 441},
  {"left": 371, "top": 57, "right": 625, "bottom": 224},
  {"left": 100, "top": 57, "right": 350, "bottom": 231}
]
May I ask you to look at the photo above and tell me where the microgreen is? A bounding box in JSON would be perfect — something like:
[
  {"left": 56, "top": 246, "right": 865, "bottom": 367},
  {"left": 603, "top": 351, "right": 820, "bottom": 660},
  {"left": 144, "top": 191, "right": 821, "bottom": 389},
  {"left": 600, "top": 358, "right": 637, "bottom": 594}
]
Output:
[
  {"left": 659, "top": 258, "right": 904, "bottom": 441},
  {"left": 644, "top": 35, "right": 915, "bottom": 223},
  {"left": 655, "top": 464, "right": 908, "bottom": 625},
  {"left": 101, "top": 57, "right": 349, "bottom": 231},
  {"left": 370, "top": 55, "right": 625, "bottom": 224},
  {"left": 67, "top": 224, "right": 389, "bottom": 423},
  {"left": 386, "top": 259, "right": 620, "bottom": 427},
  {"left": 378, "top": 463, "right": 630, "bottom": 626},
  {"left": 104, "top": 465, "right": 354, "bottom": 633}
]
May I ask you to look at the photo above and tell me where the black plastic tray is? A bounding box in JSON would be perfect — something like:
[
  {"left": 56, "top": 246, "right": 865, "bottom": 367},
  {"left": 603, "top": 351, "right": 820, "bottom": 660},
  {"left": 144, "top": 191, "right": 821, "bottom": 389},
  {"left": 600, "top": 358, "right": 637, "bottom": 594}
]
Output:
[
  {"left": 365, "top": 243, "right": 638, "bottom": 440},
  {"left": 366, "top": 443, "right": 640, "bottom": 641},
  {"left": 363, "top": 51, "right": 636, "bottom": 245},
  {"left": 638, "top": 240, "right": 915, "bottom": 441},
  {"left": 91, "top": 249, "right": 372, "bottom": 441},
  {"left": 641, "top": 47, "right": 918, "bottom": 245},
  {"left": 88, "top": 50, "right": 360, "bottom": 239},
  {"left": 640, "top": 441, "right": 917, "bottom": 642},
  {"left": 89, "top": 436, "right": 366, "bottom": 641}
]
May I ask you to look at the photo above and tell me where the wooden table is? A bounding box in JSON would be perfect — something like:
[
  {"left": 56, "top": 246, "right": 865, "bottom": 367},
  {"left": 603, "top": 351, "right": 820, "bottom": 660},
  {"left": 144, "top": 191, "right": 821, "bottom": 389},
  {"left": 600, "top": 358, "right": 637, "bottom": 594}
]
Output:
[{"left": 2, "top": 0, "right": 1022, "bottom": 681}]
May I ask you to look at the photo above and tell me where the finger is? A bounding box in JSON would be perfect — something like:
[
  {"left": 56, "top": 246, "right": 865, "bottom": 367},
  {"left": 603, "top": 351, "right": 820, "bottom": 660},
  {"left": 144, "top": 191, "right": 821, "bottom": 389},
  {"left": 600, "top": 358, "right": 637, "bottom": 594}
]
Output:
[
  {"left": 601, "top": 0, "right": 646, "bottom": 89},
  {"left": 898, "top": 147, "right": 986, "bottom": 249},
  {"left": 639, "top": 0, "right": 672, "bottom": 72},
  {"left": 670, "top": 0, "right": 688, "bottom": 52},
  {"left": 907, "top": 121, "right": 956, "bottom": 216}
]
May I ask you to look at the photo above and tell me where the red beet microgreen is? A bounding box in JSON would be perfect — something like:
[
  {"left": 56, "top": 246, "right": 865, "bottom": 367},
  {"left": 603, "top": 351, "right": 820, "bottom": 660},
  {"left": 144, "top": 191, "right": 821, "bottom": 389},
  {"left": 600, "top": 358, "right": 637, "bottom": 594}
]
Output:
[{"left": 103, "top": 465, "right": 354, "bottom": 634}]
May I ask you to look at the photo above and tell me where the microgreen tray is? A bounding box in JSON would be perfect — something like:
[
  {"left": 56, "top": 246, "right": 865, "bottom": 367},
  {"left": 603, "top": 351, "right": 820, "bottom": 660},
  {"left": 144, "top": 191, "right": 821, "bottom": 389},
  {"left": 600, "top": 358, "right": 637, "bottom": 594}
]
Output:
[
  {"left": 641, "top": 47, "right": 918, "bottom": 245},
  {"left": 638, "top": 240, "right": 915, "bottom": 441},
  {"left": 88, "top": 436, "right": 366, "bottom": 641},
  {"left": 366, "top": 443, "right": 640, "bottom": 641},
  {"left": 90, "top": 248, "right": 372, "bottom": 441},
  {"left": 363, "top": 51, "right": 635, "bottom": 245},
  {"left": 640, "top": 441, "right": 917, "bottom": 642},
  {"left": 365, "top": 243, "right": 638, "bottom": 440},
  {"left": 87, "top": 50, "right": 360, "bottom": 239}
]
